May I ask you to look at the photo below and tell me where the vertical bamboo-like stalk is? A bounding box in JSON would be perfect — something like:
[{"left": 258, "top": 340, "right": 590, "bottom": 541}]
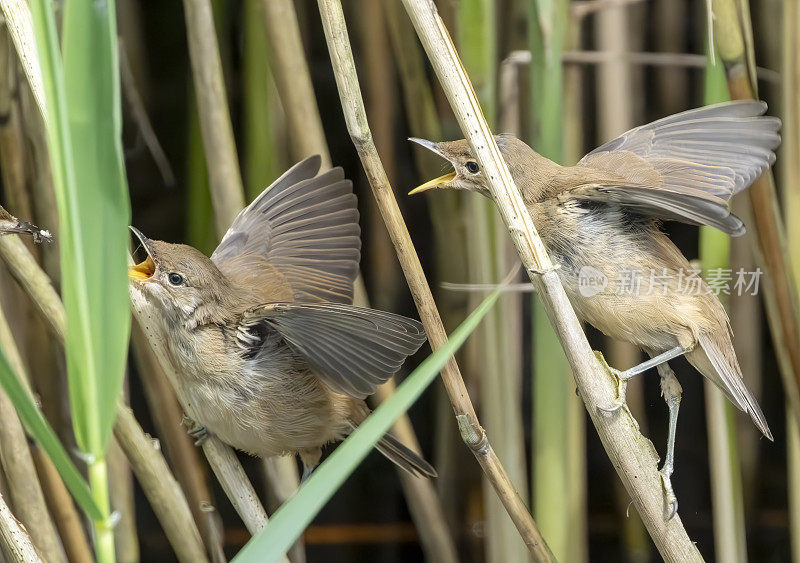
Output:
[
  {"left": 592, "top": 4, "right": 649, "bottom": 558},
  {"left": 243, "top": 0, "right": 283, "bottom": 198},
  {"left": 561, "top": 32, "right": 588, "bottom": 563},
  {"left": 317, "top": 1, "right": 554, "bottom": 559},
  {"left": 791, "top": 414, "right": 800, "bottom": 562},
  {"left": 358, "top": 0, "right": 404, "bottom": 311},
  {"left": 241, "top": 10, "right": 304, "bottom": 557},
  {"left": 528, "top": 1, "right": 584, "bottom": 561},
  {"left": 712, "top": 0, "right": 800, "bottom": 429},
  {"left": 401, "top": 1, "right": 702, "bottom": 559},
  {"left": 182, "top": 1, "right": 302, "bottom": 543},
  {"left": 262, "top": 4, "right": 455, "bottom": 560},
  {"left": 458, "top": 2, "right": 529, "bottom": 562},
  {"left": 383, "top": 0, "right": 469, "bottom": 534},
  {"left": 260, "top": 0, "right": 331, "bottom": 168},
  {"left": 182, "top": 0, "right": 245, "bottom": 234},
  {"left": 31, "top": 451, "right": 93, "bottom": 563},
  {"left": 701, "top": 27, "right": 747, "bottom": 563},
  {"left": 782, "top": 0, "right": 800, "bottom": 555},
  {"left": 107, "top": 438, "right": 138, "bottom": 563}
]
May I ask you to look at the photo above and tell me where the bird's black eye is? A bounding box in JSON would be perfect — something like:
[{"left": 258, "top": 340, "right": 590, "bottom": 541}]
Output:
[
  {"left": 168, "top": 272, "right": 184, "bottom": 286},
  {"left": 465, "top": 161, "right": 480, "bottom": 174}
]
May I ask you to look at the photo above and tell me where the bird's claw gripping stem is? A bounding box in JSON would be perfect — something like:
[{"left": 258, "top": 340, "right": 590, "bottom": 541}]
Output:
[
  {"left": 660, "top": 465, "right": 679, "bottom": 520},
  {"left": 594, "top": 351, "right": 634, "bottom": 421},
  {"left": 181, "top": 415, "right": 210, "bottom": 446}
]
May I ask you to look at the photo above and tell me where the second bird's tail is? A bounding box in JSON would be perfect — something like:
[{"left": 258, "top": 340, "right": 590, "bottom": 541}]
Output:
[
  {"left": 374, "top": 433, "right": 438, "bottom": 478},
  {"left": 687, "top": 331, "right": 773, "bottom": 441}
]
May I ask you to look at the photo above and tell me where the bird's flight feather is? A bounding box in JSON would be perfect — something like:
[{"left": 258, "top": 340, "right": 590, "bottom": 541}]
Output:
[
  {"left": 240, "top": 303, "right": 427, "bottom": 399},
  {"left": 212, "top": 156, "right": 361, "bottom": 303},
  {"left": 571, "top": 100, "right": 781, "bottom": 235}
]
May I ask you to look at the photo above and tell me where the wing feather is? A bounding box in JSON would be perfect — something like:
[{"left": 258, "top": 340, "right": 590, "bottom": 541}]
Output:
[
  {"left": 212, "top": 156, "right": 361, "bottom": 303},
  {"left": 240, "top": 303, "right": 427, "bottom": 399},
  {"left": 574, "top": 101, "right": 781, "bottom": 235}
]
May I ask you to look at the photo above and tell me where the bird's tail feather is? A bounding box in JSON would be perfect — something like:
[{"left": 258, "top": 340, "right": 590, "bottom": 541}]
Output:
[
  {"left": 374, "top": 433, "right": 438, "bottom": 478},
  {"left": 688, "top": 332, "right": 773, "bottom": 440}
]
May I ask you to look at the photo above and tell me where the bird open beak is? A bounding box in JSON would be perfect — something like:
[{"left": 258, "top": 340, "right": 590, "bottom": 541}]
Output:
[
  {"left": 409, "top": 172, "right": 456, "bottom": 195},
  {"left": 407, "top": 137, "right": 456, "bottom": 195},
  {"left": 128, "top": 226, "right": 156, "bottom": 282}
]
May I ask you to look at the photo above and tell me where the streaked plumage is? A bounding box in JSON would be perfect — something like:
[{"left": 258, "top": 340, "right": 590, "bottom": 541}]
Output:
[{"left": 129, "top": 157, "right": 435, "bottom": 478}]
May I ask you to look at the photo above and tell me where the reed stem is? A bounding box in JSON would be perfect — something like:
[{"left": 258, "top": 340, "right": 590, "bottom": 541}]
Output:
[
  {"left": 400, "top": 1, "right": 702, "bottom": 559},
  {"left": 317, "top": 1, "right": 553, "bottom": 559}
]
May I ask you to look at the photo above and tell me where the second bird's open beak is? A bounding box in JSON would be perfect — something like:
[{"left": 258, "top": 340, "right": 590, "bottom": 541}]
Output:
[
  {"left": 128, "top": 226, "right": 156, "bottom": 282},
  {"left": 408, "top": 172, "right": 456, "bottom": 195},
  {"left": 408, "top": 137, "right": 456, "bottom": 195}
]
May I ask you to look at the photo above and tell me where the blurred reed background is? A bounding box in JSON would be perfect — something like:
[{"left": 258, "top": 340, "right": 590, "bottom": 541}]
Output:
[{"left": 0, "top": 0, "right": 797, "bottom": 561}]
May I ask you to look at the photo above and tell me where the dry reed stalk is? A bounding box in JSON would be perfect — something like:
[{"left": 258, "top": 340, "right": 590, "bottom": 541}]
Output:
[
  {"left": 130, "top": 325, "right": 223, "bottom": 558},
  {"left": 371, "top": 380, "right": 458, "bottom": 563},
  {"left": 457, "top": 4, "right": 530, "bottom": 561},
  {"left": 182, "top": 1, "right": 302, "bottom": 543},
  {"left": 0, "top": 305, "right": 63, "bottom": 562},
  {"left": 0, "top": 232, "right": 216, "bottom": 559},
  {"left": 261, "top": 3, "right": 454, "bottom": 559},
  {"left": 317, "top": 1, "right": 554, "bottom": 559},
  {"left": 384, "top": 3, "right": 470, "bottom": 528},
  {"left": 653, "top": 0, "right": 688, "bottom": 114},
  {"left": 358, "top": 0, "right": 404, "bottom": 311},
  {"left": 592, "top": 5, "right": 651, "bottom": 557},
  {"left": 401, "top": 0, "right": 702, "bottom": 559},
  {"left": 782, "top": 0, "right": 800, "bottom": 555},
  {"left": 107, "top": 437, "right": 139, "bottom": 563},
  {"left": 259, "top": 0, "right": 331, "bottom": 168},
  {"left": 113, "top": 406, "right": 208, "bottom": 563},
  {"left": 129, "top": 303, "right": 274, "bottom": 542},
  {"left": 0, "top": 491, "right": 41, "bottom": 563},
  {"left": 182, "top": 0, "right": 246, "bottom": 234},
  {"left": 30, "top": 450, "right": 92, "bottom": 563},
  {"left": 711, "top": 0, "right": 800, "bottom": 428}
]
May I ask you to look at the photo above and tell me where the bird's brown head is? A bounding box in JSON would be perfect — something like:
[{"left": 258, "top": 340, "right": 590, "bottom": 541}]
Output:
[
  {"left": 128, "top": 227, "right": 235, "bottom": 327},
  {"left": 408, "top": 134, "right": 532, "bottom": 197}
]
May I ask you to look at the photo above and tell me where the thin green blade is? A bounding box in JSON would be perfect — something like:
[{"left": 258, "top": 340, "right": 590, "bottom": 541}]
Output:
[
  {"left": 32, "top": 0, "right": 131, "bottom": 455},
  {"left": 0, "top": 347, "right": 103, "bottom": 521},
  {"left": 233, "top": 288, "right": 502, "bottom": 563}
]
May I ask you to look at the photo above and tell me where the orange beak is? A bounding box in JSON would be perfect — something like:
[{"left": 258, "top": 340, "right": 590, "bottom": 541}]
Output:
[{"left": 128, "top": 226, "right": 156, "bottom": 282}]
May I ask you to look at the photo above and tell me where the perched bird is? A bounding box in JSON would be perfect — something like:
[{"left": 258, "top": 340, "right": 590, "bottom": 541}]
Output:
[
  {"left": 410, "top": 100, "right": 780, "bottom": 515},
  {"left": 128, "top": 156, "right": 435, "bottom": 479},
  {"left": 0, "top": 205, "right": 52, "bottom": 243}
]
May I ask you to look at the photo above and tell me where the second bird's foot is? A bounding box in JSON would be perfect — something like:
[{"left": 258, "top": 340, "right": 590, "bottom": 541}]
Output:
[
  {"left": 659, "top": 466, "right": 679, "bottom": 520},
  {"left": 594, "top": 351, "right": 631, "bottom": 418}
]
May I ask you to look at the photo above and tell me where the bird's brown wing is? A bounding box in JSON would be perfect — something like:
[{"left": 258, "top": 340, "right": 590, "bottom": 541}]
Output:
[
  {"left": 571, "top": 100, "right": 781, "bottom": 235},
  {"left": 238, "top": 303, "right": 426, "bottom": 399},
  {"left": 211, "top": 156, "right": 361, "bottom": 303}
]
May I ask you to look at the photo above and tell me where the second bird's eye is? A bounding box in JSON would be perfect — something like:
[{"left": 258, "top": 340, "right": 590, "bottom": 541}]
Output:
[
  {"left": 168, "top": 272, "right": 184, "bottom": 286},
  {"left": 465, "top": 161, "right": 480, "bottom": 174}
]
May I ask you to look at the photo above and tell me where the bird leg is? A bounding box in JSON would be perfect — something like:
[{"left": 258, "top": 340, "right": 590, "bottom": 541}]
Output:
[
  {"left": 181, "top": 415, "right": 210, "bottom": 446},
  {"left": 299, "top": 448, "right": 322, "bottom": 482},
  {"left": 657, "top": 362, "right": 682, "bottom": 520},
  {"left": 598, "top": 345, "right": 688, "bottom": 415}
]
